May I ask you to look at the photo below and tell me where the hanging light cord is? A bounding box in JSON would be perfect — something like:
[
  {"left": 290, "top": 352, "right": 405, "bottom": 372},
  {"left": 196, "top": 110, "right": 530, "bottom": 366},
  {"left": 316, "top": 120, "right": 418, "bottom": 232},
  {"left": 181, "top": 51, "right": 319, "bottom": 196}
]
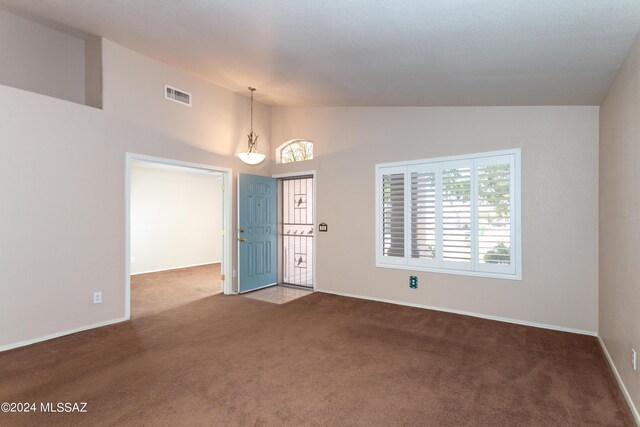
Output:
[
  {"left": 250, "top": 87, "right": 254, "bottom": 134},
  {"left": 248, "top": 87, "right": 257, "bottom": 153}
]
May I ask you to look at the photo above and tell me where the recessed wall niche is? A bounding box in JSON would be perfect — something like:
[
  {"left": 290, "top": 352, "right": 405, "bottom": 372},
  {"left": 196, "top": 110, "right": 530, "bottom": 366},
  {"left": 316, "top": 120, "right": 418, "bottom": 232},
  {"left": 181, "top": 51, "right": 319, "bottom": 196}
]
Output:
[{"left": 0, "top": 9, "right": 102, "bottom": 108}]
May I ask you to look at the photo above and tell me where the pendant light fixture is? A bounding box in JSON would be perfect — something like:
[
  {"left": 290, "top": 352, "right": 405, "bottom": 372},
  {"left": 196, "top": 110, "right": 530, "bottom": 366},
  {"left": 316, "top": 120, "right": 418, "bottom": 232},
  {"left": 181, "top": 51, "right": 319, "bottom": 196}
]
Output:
[{"left": 238, "top": 87, "right": 266, "bottom": 165}]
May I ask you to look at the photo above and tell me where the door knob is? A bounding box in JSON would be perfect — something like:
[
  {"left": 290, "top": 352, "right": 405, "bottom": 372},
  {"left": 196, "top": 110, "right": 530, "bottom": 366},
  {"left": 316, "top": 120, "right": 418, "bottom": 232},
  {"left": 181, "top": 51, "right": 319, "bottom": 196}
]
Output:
[{"left": 238, "top": 237, "right": 247, "bottom": 242}]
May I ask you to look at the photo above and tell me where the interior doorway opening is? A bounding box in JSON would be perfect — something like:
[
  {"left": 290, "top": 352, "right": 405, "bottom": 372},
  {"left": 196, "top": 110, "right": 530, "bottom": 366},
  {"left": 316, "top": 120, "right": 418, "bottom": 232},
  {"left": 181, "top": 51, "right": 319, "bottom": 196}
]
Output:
[{"left": 125, "top": 154, "right": 231, "bottom": 319}]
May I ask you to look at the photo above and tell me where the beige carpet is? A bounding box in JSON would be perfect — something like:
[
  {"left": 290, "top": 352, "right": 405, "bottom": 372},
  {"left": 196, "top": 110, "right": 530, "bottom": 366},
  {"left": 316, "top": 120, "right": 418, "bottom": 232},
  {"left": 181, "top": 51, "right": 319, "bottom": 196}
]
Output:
[
  {"left": 0, "top": 292, "right": 633, "bottom": 426},
  {"left": 130, "top": 263, "right": 221, "bottom": 318}
]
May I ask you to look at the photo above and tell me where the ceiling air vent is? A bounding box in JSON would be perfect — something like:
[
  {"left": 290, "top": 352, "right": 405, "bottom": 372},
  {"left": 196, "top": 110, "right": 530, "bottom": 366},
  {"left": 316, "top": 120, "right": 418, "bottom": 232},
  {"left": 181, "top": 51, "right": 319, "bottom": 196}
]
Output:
[{"left": 164, "top": 85, "right": 191, "bottom": 106}]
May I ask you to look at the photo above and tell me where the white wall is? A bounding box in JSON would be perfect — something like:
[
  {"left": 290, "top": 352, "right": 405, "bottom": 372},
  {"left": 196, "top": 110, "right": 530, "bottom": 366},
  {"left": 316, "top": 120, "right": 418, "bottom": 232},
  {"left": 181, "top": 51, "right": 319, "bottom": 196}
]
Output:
[
  {"left": 130, "top": 163, "right": 222, "bottom": 275},
  {"left": 101, "top": 39, "right": 270, "bottom": 157},
  {"left": 599, "top": 32, "right": 640, "bottom": 419},
  {"left": 0, "top": 39, "right": 271, "bottom": 350},
  {"left": 271, "top": 106, "right": 600, "bottom": 333},
  {"left": 0, "top": 9, "right": 85, "bottom": 104},
  {"left": 84, "top": 36, "right": 102, "bottom": 108}
]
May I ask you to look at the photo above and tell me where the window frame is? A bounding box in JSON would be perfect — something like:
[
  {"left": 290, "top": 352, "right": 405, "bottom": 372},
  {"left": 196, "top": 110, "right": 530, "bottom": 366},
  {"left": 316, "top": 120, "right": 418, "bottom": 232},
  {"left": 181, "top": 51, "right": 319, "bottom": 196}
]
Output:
[
  {"left": 277, "top": 139, "right": 314, "bottom": 164},
  {"left": 375, "top": 149, "right": 522, "bottom": 280}
]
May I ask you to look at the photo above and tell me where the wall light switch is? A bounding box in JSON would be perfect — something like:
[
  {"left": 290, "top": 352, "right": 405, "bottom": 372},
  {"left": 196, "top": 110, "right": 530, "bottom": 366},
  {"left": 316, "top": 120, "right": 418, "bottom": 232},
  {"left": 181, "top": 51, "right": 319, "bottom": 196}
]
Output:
[
  {"left": 633, "top": 348, "right": 637, "bottom": 371},
  {"left": 93, "top": 292, "right": 102, "bottom": 304}
]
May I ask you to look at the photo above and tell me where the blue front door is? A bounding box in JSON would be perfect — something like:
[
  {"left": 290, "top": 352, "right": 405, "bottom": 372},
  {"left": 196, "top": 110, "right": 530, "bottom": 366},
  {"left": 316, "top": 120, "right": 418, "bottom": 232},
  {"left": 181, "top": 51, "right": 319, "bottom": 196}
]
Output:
[{"left": 238, "top": 174, "right": 277, "bottom": 293}]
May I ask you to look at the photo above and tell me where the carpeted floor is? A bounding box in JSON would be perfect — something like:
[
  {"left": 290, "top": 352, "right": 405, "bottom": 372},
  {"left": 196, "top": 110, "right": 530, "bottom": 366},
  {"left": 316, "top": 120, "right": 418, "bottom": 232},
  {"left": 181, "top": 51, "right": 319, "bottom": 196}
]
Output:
[
  {"left": 130, "top": 263, "right": 221, "bottom": 318},
  {"left": 0, "top": 292, "right": 633, "bottom": 426}
]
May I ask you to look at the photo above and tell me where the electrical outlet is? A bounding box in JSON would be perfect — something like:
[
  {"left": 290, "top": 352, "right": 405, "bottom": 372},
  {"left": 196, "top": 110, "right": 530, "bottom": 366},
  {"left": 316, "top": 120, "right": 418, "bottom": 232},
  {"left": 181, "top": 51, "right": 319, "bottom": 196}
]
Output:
[
  {"left": 409, "top": 276, "right": 418, "bottom": 289},
  {"left": 93, "top": 292, "right": 102, "bottom": 304},
  {"left": 632, "top": 348, "right": 637, "bottom": 371}
]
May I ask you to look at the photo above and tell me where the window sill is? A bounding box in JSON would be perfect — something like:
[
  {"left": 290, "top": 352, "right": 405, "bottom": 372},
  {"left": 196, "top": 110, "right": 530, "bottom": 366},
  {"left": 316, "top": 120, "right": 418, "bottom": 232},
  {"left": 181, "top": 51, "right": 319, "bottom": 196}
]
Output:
[{"left": 376, "top": 262, "right": 522, "bottom": 281}]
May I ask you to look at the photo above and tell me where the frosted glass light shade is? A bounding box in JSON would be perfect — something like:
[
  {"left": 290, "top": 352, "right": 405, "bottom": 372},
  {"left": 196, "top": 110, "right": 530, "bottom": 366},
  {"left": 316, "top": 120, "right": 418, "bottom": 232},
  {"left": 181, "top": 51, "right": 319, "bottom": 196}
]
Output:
[{"left": 238, "top": 152, "right": 266, "bottom": 165}]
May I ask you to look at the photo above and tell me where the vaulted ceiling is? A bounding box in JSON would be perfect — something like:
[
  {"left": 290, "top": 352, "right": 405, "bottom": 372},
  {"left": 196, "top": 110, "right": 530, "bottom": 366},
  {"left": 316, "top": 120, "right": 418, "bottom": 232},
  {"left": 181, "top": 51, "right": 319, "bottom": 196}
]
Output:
[{"left": 1, "top": 0, "right": 639, "bottom": 106}]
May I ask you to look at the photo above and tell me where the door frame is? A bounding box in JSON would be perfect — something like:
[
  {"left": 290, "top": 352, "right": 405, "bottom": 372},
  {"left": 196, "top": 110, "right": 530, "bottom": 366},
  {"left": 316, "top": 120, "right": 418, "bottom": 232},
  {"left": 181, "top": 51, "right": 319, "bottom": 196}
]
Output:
[
  {"left": 272, "top": 170, "right": 317, "bottom": 291},
  {"left": 124, "top": 153, "right": 233, "bottom": 320}
]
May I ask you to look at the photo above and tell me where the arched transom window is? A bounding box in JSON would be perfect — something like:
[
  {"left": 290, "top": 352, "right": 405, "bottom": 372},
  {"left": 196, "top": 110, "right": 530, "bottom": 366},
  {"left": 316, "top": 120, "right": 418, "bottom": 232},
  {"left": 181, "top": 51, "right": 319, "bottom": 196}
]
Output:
[{"left": 279, "top": 140, "right": 314, "bottom": 163}]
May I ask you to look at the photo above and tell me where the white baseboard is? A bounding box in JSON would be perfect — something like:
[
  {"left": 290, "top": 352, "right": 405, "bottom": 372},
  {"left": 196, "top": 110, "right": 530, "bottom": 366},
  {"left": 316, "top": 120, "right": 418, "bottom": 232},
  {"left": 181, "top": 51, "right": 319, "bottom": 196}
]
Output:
[
  {"left": 131, "top": 261, "right": 221, "bottom": 276},
  {"left": 598, "top": 336, "right": 640, "bottom": 425},
  {"left": 0, "top": 317, "right": 128, "bottom": 353},
  {"left": 319, "top": 290, "right": 597, "bottom": 336},
  {"left": 2, "top": 286, "right": 225, "bottom": 353}
]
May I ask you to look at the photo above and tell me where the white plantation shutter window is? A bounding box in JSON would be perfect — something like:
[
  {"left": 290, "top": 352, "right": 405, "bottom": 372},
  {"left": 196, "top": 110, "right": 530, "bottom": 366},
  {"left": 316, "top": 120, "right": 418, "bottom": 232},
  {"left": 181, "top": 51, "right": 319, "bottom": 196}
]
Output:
[
  {"left": 408, "top": 165, "right": 438, "bottom": 268},
  {"left": 376, "top": 149, "right": 521, "bottom": 280},
  {"left": 441, "top": 161, "right": 473, "bottom": 270},
  {"left": 476, "top": 155, "right": 515, "bottom": 275},
  {"left": 379, "top": 166, "right": 407, "bottom": 265}
]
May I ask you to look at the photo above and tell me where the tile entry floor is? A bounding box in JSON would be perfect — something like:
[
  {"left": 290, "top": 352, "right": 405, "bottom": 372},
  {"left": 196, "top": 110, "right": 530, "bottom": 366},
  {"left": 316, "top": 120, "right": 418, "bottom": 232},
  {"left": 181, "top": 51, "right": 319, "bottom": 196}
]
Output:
[{"left": 242, "top": 285, "right": 312, "bottom": 304}]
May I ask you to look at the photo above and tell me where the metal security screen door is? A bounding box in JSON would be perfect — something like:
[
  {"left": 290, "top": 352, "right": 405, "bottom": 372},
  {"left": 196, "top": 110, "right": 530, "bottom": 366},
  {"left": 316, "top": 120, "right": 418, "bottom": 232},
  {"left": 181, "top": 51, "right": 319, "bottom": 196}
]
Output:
[{"left": 281, "top": 176, "right": 314, "bottom": 288}]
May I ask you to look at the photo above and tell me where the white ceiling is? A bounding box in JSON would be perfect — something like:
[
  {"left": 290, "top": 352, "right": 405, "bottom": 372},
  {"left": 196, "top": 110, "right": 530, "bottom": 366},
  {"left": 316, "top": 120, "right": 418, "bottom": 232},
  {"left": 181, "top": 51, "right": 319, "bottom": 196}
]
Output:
[{"left": 1, "top": 0, "right": 640, "bottom": 106}]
